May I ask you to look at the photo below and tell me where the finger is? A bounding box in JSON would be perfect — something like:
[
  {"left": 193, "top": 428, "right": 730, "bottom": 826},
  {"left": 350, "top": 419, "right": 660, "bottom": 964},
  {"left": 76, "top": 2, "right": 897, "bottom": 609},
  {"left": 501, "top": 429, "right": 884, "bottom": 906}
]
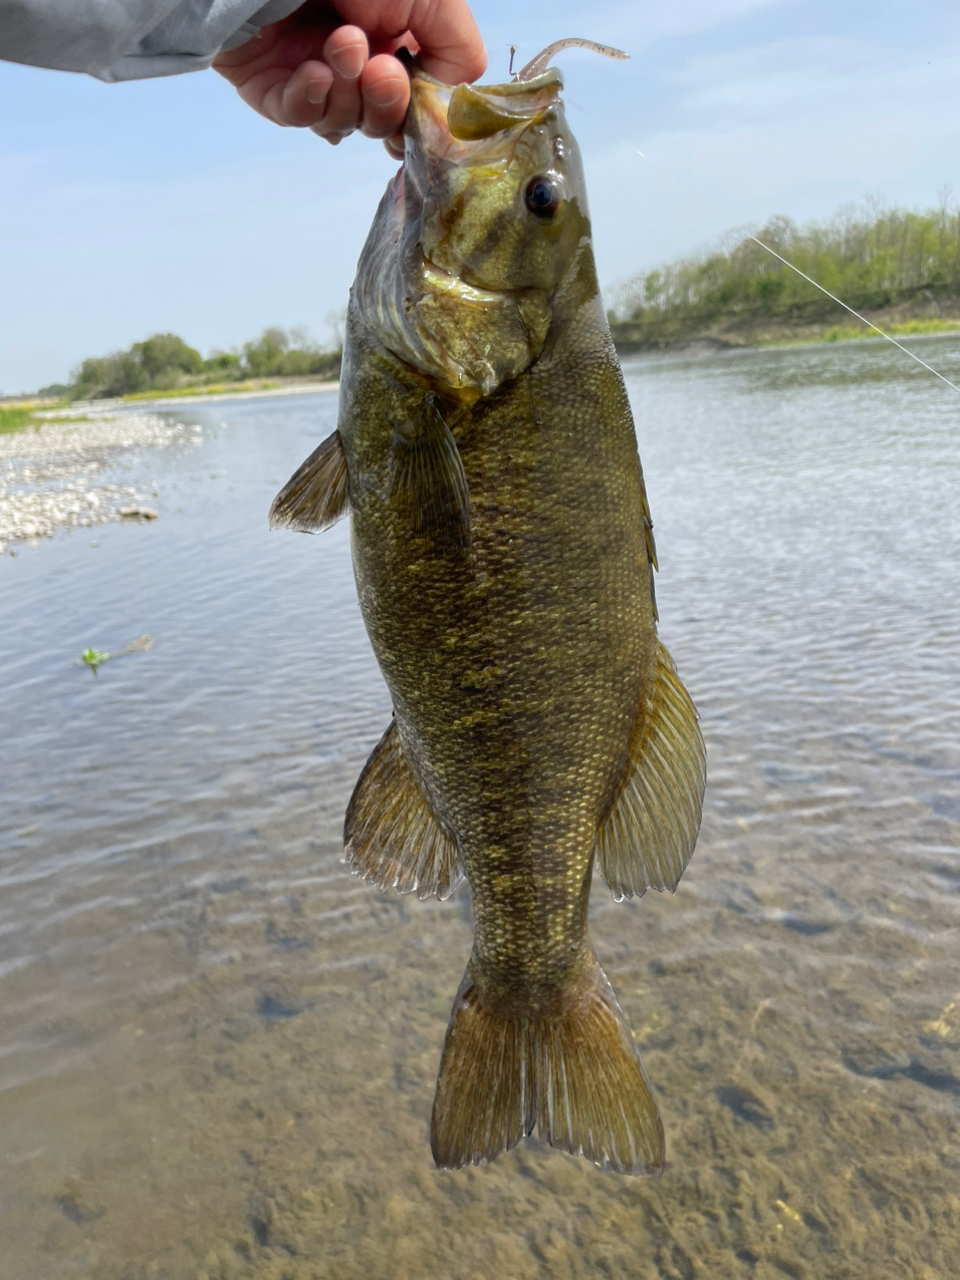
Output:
[
  {"left": 276, "top": 59, "right": 335, "bottom": 127},
  {"left": 333, "top": 1, "right": 486, "bottom": 85},
  {"left": 324, "top": 22, "right": 368, "bottom": 82},
  {"left": 399, "top": 0, "right": 487, "bottom": 84},
  {"left": 359, "top": 54, "right": 410, "bottom": 139},
  {"left": 311, "top": 25, "right": 369, "bottom": 139},
  {"left": 232, "top": 66, "right": 294, "bottom": 124}
]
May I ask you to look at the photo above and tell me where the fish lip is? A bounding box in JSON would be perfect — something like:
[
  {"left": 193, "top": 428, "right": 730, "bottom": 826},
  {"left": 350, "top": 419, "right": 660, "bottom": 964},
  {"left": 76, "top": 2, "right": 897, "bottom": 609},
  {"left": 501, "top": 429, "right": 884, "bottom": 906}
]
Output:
[
  {"left": 403, "top": 51, "right": 563, "bottom": 97},
  {"left": 419, "top": 67, "right": 563, "bottom": 93}
]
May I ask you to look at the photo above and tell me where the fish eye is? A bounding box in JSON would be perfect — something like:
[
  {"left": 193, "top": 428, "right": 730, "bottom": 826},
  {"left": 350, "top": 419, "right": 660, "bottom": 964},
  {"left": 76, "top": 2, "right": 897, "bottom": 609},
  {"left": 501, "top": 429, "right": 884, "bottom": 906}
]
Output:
[{"left": 524, "top": 176, "right": 562, "bottom": 220}]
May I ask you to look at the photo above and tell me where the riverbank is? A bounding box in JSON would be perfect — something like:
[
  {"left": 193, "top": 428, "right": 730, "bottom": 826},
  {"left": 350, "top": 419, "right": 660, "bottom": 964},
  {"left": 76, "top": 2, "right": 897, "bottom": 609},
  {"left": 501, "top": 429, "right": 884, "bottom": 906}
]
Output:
[
  {"left": 5, "top": 322, "right": 958, "bottom": 555},
  {"left": 0, "top": 412, "right": 200, "bottom": 555},
  {"left": 0, "top": 380, "right": 344, "bottom": 554},
  {"left": 1, "top": 377, "right": 340, "bottom": 417},
  {"left": 610, "top": 299, "right": 960, "bottom": 353},
  {"left": 116, "top": 376, "right": 339, "bottom": 408},
  {"left": 6, "top": 312, "right": 958, "bottom": 423}
]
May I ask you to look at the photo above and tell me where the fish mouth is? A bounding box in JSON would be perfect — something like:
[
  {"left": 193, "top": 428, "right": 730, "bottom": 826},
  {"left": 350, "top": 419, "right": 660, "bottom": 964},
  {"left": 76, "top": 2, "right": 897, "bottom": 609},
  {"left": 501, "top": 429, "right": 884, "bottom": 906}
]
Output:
[{"left": 403, "top": 58, "right": 562, "bottom": 161}]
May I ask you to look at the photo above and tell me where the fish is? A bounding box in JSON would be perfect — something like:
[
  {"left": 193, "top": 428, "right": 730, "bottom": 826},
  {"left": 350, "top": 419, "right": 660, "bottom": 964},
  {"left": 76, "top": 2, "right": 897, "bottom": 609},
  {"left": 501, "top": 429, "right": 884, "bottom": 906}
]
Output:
[{"left": 270, "top": 41, "right": 706, "bottom": 1176}]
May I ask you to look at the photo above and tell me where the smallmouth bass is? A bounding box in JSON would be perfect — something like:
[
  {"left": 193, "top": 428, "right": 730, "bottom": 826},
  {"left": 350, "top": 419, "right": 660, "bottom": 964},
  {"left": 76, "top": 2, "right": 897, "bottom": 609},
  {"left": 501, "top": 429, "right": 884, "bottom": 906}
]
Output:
[{"left": 271, "top": 43, "right": 706, "bottom": 1175}]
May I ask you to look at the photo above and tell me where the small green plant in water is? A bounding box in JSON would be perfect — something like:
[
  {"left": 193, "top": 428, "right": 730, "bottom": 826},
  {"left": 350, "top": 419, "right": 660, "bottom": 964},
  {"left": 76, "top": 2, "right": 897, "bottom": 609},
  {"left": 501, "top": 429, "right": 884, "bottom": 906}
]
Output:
[
  {"left": 73, "top": 635, "right": 152, "bottom": 677},
  {"left": 81, "top": 648, "right": 110, "bottom": 677}
]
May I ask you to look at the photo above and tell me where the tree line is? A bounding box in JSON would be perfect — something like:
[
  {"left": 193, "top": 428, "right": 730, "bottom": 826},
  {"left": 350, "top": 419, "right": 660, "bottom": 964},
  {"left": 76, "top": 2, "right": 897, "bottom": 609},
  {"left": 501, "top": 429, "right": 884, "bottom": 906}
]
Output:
[
  {"left": 47, "top": 327, "right": 342, "bottom": 401},
  {"left": 609, "top": 195, "right": 960, "bottom": 346}
]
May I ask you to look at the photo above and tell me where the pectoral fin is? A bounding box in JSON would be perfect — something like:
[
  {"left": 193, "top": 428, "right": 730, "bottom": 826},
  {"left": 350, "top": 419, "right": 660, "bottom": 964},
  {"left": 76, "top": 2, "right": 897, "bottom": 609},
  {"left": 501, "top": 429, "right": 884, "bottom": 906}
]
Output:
[
  {"left": 390, "top": 402, "right": 471, "bottom": 552},
  {"left": 344, "top": 720, "right": 463, "bottom": 901},
  {"left": 596, "top": 641, "right": 706, "bottom": 899},
  {"left": 269, "top": 429, "right": 349, "bottom": 532}
]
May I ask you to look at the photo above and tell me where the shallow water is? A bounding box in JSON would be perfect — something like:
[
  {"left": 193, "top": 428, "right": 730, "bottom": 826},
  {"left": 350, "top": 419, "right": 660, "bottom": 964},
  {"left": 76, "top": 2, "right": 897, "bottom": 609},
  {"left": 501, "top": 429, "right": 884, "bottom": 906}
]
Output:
[{"left": 1, "top": 337, "right": 958, "bottom": 1280}]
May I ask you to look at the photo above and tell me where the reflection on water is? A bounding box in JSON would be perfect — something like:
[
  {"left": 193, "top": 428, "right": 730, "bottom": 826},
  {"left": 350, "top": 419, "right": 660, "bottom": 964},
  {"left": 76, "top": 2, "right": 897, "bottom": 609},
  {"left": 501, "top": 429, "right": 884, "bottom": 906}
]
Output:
[{"left": 1, "top": 338, "right": 959, "bottom": 1280}]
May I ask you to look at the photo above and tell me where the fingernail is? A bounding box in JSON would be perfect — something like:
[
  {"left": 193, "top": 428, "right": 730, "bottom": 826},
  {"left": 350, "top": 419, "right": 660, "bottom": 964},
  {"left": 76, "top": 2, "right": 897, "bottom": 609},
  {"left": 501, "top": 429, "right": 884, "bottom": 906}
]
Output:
[
  {"left": 329, "top": 43, "right": 365, "bottom": 80},
  {"left": 305, "top": 81, "right": 329, "bottom": 105},
  {"left": 364, "top": 82, "right": 403, "bottom": 109}
]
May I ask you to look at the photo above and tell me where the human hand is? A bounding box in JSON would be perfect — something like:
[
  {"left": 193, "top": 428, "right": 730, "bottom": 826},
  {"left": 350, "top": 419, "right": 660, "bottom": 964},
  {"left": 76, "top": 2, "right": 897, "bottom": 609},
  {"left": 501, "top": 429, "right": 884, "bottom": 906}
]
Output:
[{"left": 213, "top": 0, "right": 486, "bottom": 150}]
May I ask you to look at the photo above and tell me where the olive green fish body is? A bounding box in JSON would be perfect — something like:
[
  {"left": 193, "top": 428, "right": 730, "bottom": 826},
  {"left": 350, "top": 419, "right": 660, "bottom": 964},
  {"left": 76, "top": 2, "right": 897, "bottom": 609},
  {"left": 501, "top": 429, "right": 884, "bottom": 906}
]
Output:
[
  {"left": 344, "top": 294, "right": 655, "bottom": 1016},
  {"left": 271, "top": 51, "right": 705, "bottom": 1175}
]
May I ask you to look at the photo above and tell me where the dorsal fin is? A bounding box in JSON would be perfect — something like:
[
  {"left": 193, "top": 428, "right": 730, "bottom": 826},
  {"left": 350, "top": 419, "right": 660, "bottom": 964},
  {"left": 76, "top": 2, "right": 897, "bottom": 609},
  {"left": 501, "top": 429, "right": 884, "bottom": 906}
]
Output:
[
  {"left": 345, "top": 720, "right": 464, "bottom": 901},
  {"left": 596, "top": 641, "right": 705, "bottom": 899}
]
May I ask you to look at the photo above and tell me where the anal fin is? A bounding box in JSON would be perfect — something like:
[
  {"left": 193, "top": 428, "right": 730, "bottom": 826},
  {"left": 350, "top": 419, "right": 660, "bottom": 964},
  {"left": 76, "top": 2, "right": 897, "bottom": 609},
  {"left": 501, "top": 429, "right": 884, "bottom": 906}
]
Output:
[
  {"left": 269, "top": 429, "right": 349, "bottom": 532},
  {"left": 344, "top": 720, "right": 463, "bottom": 900},
  {"left": 391, "top": 400, "right": 470, "bottom": 552},
  {"left": 596, "top": 640, "right": 706, "bottom": 899}
]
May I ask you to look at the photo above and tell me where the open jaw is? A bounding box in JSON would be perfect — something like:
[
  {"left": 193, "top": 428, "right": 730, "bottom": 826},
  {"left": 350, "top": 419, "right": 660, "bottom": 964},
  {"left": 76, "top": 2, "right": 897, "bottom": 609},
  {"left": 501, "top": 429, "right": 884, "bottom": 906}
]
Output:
[{"left": 404, "top": 62, "right": 563, "bottom": 163}]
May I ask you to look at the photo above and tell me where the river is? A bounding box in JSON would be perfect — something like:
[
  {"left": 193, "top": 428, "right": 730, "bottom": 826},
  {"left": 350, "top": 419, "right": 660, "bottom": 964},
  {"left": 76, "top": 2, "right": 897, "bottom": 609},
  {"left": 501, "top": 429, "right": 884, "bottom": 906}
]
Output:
[{"left": 1, "top": 336, "right": 958, "bottom": 1280}]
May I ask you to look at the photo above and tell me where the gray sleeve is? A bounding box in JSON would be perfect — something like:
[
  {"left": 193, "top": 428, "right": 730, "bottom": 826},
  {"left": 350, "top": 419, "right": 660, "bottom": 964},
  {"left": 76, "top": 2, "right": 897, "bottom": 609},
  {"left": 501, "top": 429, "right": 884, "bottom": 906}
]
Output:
[{"left": 0, "top": 0, "right": 304, "bottom": 81}]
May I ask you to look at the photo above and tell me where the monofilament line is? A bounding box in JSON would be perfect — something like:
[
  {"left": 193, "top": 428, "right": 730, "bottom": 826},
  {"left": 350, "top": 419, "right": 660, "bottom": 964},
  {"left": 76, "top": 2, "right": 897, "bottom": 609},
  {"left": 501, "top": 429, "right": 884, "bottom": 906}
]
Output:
[{"left": 748, "top": 235, "right": 960, "bottom": 395}]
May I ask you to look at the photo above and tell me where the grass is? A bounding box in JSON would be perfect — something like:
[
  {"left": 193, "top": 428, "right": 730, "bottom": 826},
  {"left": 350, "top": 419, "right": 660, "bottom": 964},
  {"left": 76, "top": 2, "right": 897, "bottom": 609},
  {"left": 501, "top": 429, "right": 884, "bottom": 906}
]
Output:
[
  {"left": 853, "top": 317, "right": 960, "bottom": 337},
  {"left": 761, "top": 317, "right": 960, "bottom": 349},
  {"left": 0, "top": 407, "right": 39, "bottom": 434},
  {"left": 610, "top": 312, "right": 960, "bottom": 354},
  {"left": 120, "top": 378, "right": 281, "bottom": 401},
  {"left": 818, "top": 318, "right": 960, "bottom": 344},
  {"left": 117, "top": 375, "right": 340, "bottom": 403}
]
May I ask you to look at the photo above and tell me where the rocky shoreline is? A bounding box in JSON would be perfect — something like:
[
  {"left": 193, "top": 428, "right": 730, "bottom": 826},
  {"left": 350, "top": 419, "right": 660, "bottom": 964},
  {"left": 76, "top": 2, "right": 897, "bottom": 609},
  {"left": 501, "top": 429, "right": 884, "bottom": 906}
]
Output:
[{"left": 0, "top": 412, "right": 200, "bottom": 555}]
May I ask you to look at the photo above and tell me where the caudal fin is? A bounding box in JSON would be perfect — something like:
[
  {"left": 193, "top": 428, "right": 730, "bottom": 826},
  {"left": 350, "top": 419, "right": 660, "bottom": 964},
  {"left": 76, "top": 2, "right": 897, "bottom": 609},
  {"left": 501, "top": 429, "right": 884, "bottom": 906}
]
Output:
[{"left": 430, "top": 962, "right": 664, "bottom": 1175}]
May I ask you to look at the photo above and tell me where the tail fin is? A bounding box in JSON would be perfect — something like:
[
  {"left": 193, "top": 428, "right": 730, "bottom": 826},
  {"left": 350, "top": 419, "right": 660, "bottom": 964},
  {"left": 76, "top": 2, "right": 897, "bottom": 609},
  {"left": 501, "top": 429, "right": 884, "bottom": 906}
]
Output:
[{"left": 430, "top": 962, "right": 664, "bottom": 1176}]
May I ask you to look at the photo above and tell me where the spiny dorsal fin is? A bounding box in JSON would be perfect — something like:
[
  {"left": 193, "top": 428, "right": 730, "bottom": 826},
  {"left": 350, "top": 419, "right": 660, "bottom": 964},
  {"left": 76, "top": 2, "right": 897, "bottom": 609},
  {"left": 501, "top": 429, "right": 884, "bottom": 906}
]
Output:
[
  {"left": 344, "top": 719, "right": 464, "bottom": 901},
  {"left": 596, "top": 640, "right": 705, "bottom": 899},
  {"left": 269, "top": 429, "right": 349, "bottom": 532},
  {"left": 390, "top": 401, "right": 471, "bottom": 553},
  {"left": 431, "top": 958, "right": 664, "bottom": 1175}
]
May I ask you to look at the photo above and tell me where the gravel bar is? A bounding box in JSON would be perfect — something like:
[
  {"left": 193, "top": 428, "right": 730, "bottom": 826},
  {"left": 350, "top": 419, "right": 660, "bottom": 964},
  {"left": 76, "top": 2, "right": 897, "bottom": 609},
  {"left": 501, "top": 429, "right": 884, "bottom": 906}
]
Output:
[{"left": 0, "top": 412, "right": 200, "bottom": 554}]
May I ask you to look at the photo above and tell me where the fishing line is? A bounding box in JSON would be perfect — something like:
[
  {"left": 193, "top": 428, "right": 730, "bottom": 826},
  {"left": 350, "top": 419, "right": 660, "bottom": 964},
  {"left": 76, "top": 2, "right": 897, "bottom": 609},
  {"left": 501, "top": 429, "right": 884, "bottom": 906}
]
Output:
[{"left": 748, "top": 235, "right": 960, "bottom": 395}]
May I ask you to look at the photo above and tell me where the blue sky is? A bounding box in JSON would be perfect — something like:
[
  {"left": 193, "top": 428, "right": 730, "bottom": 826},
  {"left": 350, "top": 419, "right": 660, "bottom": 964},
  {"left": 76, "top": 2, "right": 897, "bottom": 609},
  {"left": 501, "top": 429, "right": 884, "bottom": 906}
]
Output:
[{"left": 1, "top": 0, "right": 959, "bottom": 392}]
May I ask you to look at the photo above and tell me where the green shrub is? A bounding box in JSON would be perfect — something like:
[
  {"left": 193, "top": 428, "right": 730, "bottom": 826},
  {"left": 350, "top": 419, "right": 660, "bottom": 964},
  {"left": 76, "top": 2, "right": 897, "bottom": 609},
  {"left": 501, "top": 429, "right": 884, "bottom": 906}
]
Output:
[
  {"left": 65, "top": 326, "right": 341, "bottom": 399},
  {"left": 612, "top": 198, "right": 960, "bottom": 344}
]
